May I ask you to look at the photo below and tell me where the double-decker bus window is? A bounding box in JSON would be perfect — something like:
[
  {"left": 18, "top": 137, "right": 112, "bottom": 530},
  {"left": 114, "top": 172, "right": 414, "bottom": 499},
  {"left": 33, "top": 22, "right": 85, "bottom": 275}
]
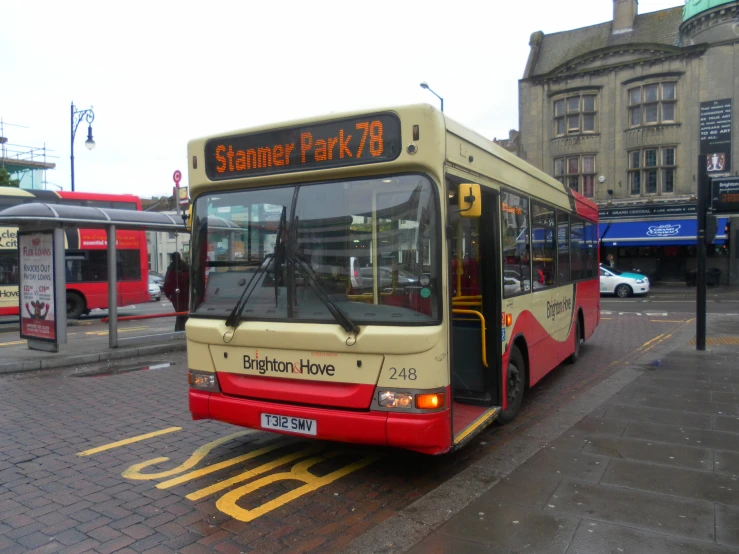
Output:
[
  {"left": 501, "top": 191, "right": 530, "bottom": 297},
  {"left": 81, "top": 250, "right": 141, "bottom": 282},
  {"left": 557, "top": 211, "right": 571, "bottom": 284},
  {"left": 192, "top": 175, "right": 439, "bottom": 324},
  {"left": 117, "top": 251, "right": 142, "bottom": 281},
  {"left": 570, "top": 218, "right": 585, "bottom": 280},
  {"left": 0, "top": 251, "right": 18, "bottom": 285},
  {"left": 531, "top": 202, "right": 556, "bottom": 289},
  {"left": 66, "top": 252, "right": 87, "bottom": 282}
]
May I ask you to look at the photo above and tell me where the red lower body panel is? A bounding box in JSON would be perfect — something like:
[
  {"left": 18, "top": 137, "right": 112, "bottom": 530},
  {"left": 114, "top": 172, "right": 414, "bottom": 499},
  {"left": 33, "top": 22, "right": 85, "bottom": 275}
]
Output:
[
  {"left": 189, "top": 389, "right": 452, "bottom": 455},
  {"left": 217, "top": 373, "right": 375, "bottom": 409}
]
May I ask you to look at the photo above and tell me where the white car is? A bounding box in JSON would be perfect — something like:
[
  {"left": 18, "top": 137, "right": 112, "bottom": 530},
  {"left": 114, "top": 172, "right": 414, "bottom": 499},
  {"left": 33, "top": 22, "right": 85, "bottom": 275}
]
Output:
[
  {"left": 600, "top": 265, "right": 650, "bottom": 298},
  {"left": 148, "top": 281, "right": 162, "bottom": 302}
]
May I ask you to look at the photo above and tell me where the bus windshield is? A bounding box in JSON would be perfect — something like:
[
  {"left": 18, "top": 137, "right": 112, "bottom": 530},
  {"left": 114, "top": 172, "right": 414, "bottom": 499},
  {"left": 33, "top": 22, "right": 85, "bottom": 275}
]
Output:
[{"left": 191, "top": 174, "right": 440, "bottom": 326}]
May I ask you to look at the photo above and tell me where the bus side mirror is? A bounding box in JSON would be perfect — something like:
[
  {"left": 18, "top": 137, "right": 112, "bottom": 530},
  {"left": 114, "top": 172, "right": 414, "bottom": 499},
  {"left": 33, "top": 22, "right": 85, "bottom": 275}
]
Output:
[{"left": 459, "top": 183, "right": 482, "bottom": 218}]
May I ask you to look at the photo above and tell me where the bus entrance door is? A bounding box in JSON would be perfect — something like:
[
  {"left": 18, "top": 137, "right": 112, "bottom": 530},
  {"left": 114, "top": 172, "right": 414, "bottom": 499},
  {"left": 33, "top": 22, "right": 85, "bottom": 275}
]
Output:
[{"left": 448, "top": 183, "right": 502, "bottom": 445}]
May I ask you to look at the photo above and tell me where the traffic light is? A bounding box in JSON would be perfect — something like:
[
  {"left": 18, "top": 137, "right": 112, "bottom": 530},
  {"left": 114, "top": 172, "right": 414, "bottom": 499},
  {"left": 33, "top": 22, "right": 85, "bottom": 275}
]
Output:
[{"left": 705, "top": 215, "right": 718, "bottom": 245}]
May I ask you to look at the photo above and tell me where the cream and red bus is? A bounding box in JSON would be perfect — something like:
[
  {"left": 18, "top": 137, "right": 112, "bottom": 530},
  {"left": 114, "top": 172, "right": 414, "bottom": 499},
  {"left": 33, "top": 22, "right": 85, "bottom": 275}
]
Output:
[{"left": 185, "top": 104, "right": 600, "bottom": 454}]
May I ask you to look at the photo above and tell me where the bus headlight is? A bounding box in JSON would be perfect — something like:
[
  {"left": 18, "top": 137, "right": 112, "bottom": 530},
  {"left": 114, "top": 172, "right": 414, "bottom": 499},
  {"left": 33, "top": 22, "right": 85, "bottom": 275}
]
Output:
[
  {"left": 377, "top": 390, "right": 446, "bottom": 410},
  {"left": 188, "top": 370, "right": 220, "bottom": 392},
  {"left": 378, "top": 391, "right": 414, "bottom": 408}
]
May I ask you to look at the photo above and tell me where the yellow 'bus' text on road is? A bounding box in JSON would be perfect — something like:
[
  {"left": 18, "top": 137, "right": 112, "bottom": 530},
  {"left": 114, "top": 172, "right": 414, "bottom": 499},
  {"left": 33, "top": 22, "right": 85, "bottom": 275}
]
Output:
[{"left": 120, "top": 431, "right": 381, "bottom": 523}]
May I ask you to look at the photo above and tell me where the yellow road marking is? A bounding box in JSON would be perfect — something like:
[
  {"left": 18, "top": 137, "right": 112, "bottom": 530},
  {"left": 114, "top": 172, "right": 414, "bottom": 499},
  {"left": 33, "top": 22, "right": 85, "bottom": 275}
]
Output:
[
  {"left": 86, "top": 326, "right": 149, "bottom": 336},
  {"left": 216, "top": 452, "right": 381, "bottom": 522},
  {"left": 641, "top": 334, "right": 671, "bottom": 354},
  {"left": 122, "top": 431, "right": 252, "bottom": 480},
  {"left": 186, "top": 445, "right": 323, "bottom": 500},
  {"left": 600, "top": 318, "right": 612, "bottom": 320},
  {"left": 650, "top": 320, "right": 686, "bottom": 323},
  {"left": 0, "top": 340, "right": 26, "bottom": 347},
  {"left": 118, "top": 432, "right": 383, "bottom": 524},
  {"left": 689, "top": 336, "right": 739, "bottom": 345},
  {"left": 77, "top": 427, "right": 182, "bottom": 456},
  {"left": 159, "top": 439, "right": 290, "bottom": 490},
  {"left": 637, "top": 334, "right": 665, "bottom": 351}
]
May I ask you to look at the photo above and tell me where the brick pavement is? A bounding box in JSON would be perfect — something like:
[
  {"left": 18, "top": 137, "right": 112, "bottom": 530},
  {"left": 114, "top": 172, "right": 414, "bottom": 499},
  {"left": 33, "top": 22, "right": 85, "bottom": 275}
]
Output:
[{"left": 0, "top": 313, "right": 689, "bottom": 553}]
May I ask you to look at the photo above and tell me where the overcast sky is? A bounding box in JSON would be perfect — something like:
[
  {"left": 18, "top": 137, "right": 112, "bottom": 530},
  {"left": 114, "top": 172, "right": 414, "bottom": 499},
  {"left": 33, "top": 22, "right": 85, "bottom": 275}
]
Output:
[{"left": 2, "top": 0, "right": 685, "bottom": 199}]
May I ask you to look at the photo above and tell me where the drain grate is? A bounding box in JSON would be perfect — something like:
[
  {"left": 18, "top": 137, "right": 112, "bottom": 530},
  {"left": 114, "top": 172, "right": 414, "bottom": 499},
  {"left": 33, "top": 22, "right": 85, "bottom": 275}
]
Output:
[
  {"left": 72, "top": 360, "right": 172, "bottom": 377},
  {"left": 689, "top": 337, "right": 739, "bottom": 346}
]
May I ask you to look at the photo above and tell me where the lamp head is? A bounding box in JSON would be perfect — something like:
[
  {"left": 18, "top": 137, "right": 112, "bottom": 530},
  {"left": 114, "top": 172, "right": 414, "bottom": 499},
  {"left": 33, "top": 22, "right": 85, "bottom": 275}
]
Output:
[
  {"left": 84, "top": 125, "right": 96, "bottom": 151},
  {"left": 420, "top": 82, "right": 429, "bottom": 90}
]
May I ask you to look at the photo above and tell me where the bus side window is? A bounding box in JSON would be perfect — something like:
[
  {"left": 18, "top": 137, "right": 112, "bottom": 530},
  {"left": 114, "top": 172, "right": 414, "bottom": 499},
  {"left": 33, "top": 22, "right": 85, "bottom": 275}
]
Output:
[
  {"left": 501, "top": 190, "right": 530, "bottom": 297},
  {"left": 531, "top": 202, "right": 556, "bottom": 289},
  {"left": 0, "top": 251, "right": 18, "bottom": 285}
]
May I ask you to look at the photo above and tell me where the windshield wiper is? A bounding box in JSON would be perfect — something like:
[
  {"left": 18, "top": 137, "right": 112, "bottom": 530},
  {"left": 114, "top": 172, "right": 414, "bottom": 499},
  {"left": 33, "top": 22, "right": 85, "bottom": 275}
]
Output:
[
  {"left": 291, "top": 256, "right": 359, "bottom": 335},
  {"left": 224, "top": 255, "right": 273, "bottom": 328},
  {"left": 225, "top": 206, "right": 287, "bottom": 328}
]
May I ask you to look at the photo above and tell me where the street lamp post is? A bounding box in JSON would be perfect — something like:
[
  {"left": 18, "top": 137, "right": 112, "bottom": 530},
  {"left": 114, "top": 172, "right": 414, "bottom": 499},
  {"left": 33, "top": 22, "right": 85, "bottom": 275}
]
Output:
[
  {"left": 420, "top": 82, "right": 444, "bottom": 112},
  {"left": 70, "top": 102, "right": 96, "bottom": 192}
]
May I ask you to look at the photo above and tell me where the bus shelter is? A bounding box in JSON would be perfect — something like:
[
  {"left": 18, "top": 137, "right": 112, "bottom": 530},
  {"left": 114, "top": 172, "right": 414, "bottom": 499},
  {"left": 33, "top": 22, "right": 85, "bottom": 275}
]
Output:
[{"left": 0, "top": 203, "right": 189, "bottom": 351}]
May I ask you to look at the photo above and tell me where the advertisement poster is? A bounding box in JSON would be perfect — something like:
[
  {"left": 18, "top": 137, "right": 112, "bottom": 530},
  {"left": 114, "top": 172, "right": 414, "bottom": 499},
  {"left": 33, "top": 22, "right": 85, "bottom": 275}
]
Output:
[
  {"left": 700, "top": 99, "right": 732, "bottom": 173},
  {"left": 19, "top": 232, "right": 56, "bottom": 342}
]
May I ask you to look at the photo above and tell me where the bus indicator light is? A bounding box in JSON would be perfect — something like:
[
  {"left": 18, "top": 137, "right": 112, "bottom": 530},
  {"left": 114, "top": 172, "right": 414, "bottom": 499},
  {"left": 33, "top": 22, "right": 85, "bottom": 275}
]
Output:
[
  {"left": 506, "top": 313, "right": 513, "bottom": 327},
  {"left": 416, "top": 393, "right": 444, "bottom": 410}
]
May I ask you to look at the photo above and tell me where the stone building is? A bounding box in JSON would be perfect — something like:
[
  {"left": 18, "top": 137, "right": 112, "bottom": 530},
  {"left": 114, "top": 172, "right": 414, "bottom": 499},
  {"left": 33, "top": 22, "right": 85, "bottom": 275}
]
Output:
[{"left": 519, "top": 0, "right": 739, "bottom": 285}]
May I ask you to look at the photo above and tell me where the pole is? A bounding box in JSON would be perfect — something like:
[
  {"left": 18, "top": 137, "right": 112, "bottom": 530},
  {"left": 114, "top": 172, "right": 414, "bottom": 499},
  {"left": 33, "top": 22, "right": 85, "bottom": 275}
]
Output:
[
  {"left": 54, "top": 228, "right": 67, "bottom": 347},
  {"left": 107, "top": 225, "right": 118, "bottom": 348},
  {"left": 70, "top": 102, "right": 75, "bottom": 192},
  {"left": 696, "top": 155, "right": 707, "bottom": 351}
]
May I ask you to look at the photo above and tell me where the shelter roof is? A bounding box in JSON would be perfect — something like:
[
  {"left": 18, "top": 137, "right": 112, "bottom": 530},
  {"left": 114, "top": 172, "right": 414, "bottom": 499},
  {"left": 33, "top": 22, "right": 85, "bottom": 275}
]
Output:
[{"left": 0, "top": 203, "right": 188, "bottom": 231}]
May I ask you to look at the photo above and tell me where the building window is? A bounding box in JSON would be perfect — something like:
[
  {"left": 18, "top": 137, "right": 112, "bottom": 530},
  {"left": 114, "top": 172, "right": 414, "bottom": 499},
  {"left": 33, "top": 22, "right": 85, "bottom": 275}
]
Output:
[
  {"left": 628, "top": 147, "right": 676, "bottom": 196},
  {"left": 554, "top": 94, "right": 597, "bottom": 137},
  {"left": 628, "top": 82, "right": 677, "bottom": 127},
  {"left": 554, "top": 155, "right": 596, "bottom": 197}
]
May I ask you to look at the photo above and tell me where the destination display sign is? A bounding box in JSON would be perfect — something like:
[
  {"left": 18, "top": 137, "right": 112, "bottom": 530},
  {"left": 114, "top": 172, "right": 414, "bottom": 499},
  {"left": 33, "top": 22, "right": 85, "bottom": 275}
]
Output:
[
  {"left": 712, "top": 177, "right": 739, "bottom": 213},
  {"left": 204, "top": 114, "right": 402, "bottom": 180}
]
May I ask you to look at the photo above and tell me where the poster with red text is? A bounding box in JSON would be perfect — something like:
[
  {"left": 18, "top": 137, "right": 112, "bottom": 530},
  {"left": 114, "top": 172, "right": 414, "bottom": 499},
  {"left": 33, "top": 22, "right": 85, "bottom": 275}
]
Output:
[{"left": 19, "top": 232, "right": 56, "bottom": 342}]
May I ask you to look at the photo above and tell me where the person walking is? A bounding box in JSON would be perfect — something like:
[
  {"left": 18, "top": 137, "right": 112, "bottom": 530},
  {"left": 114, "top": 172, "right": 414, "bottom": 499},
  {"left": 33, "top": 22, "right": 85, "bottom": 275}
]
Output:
[{"left": 163, "top": 252, "right": 190, "bottom": 331}]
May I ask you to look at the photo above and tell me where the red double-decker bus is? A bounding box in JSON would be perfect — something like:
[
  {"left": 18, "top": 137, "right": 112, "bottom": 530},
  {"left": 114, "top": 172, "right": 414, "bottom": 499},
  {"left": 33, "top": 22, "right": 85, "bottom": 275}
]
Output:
[{"left": 0, "top": 187, "right": 149, "bottom": 319}]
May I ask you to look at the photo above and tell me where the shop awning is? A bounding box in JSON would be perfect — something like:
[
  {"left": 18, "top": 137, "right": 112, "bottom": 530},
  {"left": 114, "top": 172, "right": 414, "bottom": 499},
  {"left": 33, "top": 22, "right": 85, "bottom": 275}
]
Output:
[{"left": 599, "top": 218, "right": 727, "bottom": 246}]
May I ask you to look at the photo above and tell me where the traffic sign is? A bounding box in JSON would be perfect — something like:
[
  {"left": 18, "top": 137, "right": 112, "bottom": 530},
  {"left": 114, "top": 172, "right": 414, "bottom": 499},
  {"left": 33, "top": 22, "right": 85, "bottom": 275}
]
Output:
[{"left": 173, "top": 170, "right": 182, "bottom": 187}]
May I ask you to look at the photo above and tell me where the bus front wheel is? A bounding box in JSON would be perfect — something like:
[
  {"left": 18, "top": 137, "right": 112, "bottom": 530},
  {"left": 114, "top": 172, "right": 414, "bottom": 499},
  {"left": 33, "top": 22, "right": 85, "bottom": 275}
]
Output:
[
  {"left": 497, "top": 346, "right": 525, "bottom": 424},
  {"left": 66, "top": 292, "right": 85, "bottom": 320}
]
